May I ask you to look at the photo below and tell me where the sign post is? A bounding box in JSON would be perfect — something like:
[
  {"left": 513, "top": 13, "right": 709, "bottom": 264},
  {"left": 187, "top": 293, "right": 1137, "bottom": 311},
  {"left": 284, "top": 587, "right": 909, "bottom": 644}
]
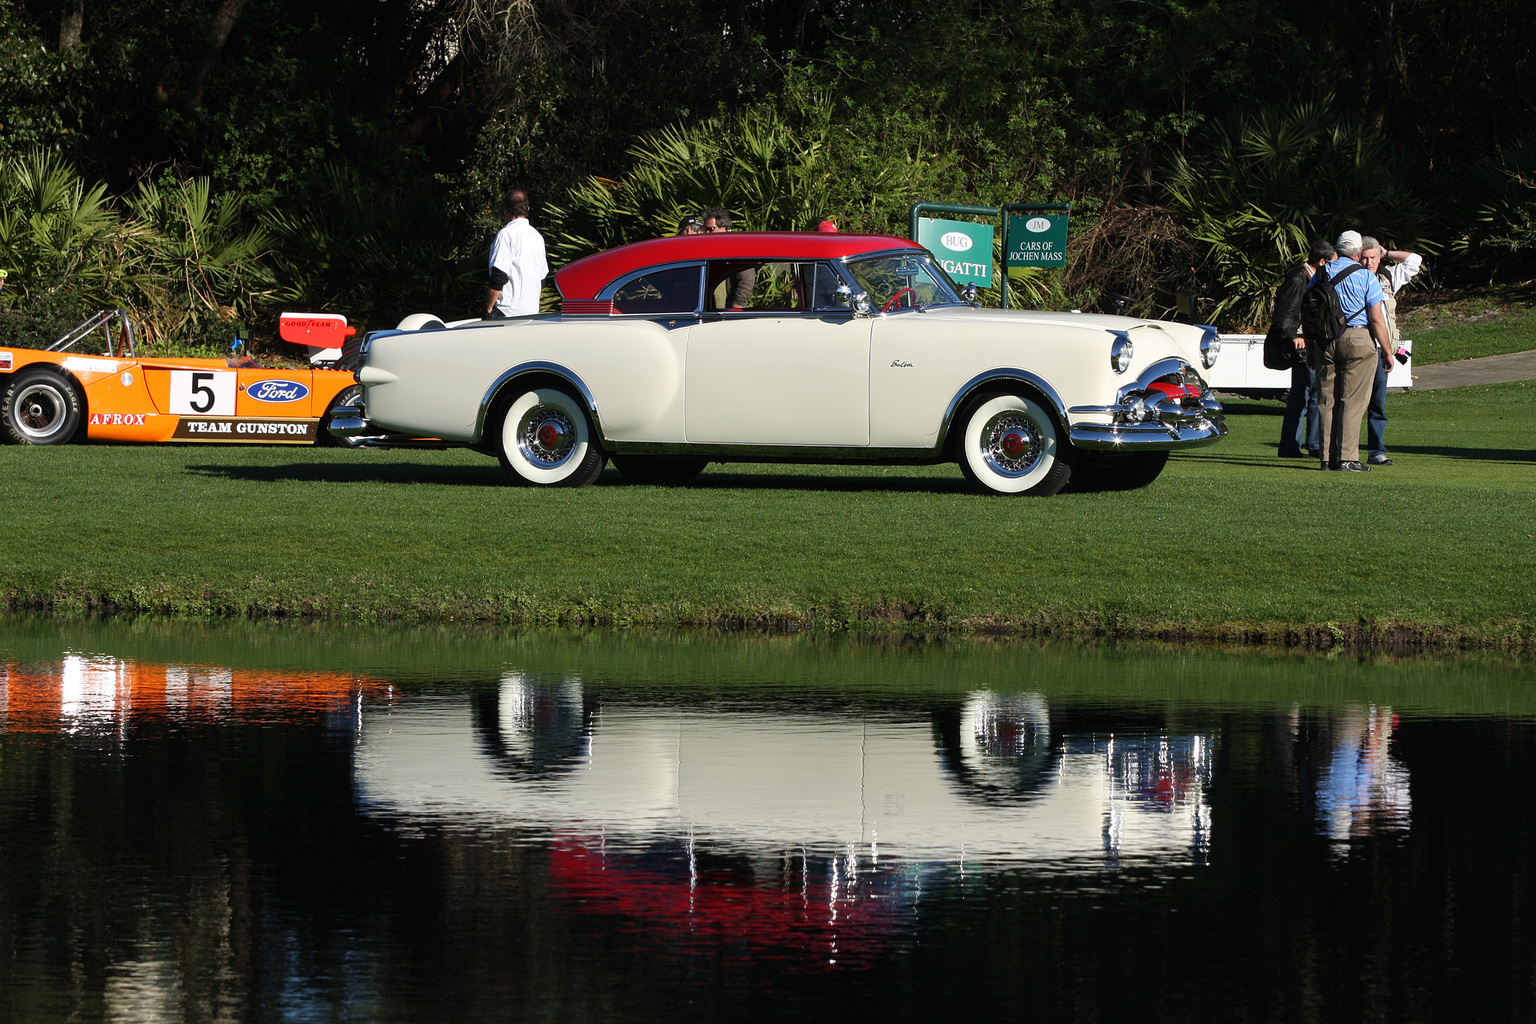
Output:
[{"left": 909, "top": 202, "right": 1070, "bottom": 309}]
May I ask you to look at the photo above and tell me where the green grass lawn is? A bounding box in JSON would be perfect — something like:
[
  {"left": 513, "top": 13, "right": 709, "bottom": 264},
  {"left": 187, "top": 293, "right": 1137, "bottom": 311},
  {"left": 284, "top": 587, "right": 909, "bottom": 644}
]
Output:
[
  {"left": 1398, "top": 283, "right": 1536, "bottom": 364},
  {"left": 2, "top": 380, "right": 1533, "bottom": 647}
]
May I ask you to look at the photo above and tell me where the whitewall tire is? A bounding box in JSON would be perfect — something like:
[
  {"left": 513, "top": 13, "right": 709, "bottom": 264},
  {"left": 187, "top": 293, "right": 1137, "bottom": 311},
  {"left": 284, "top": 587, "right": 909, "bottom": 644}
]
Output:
[
  {"left": 497, "top": 387, "right": 606, "bottom": 487},
  {"left": 956, "top": 392, "right": 1074, "bottom": 496}
]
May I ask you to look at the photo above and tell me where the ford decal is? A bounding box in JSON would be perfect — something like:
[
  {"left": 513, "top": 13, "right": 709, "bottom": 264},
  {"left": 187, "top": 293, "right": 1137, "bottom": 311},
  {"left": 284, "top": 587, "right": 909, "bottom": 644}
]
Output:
[{"left": 250, "top": 379, "right": 310, "bottom": 403}]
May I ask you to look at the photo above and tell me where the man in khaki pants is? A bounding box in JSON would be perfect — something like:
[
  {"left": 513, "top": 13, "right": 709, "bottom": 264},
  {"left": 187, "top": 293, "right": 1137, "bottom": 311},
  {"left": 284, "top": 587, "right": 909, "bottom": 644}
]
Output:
[{"left": 1312, "top": 231, "right": 1395, "bottom": 472}]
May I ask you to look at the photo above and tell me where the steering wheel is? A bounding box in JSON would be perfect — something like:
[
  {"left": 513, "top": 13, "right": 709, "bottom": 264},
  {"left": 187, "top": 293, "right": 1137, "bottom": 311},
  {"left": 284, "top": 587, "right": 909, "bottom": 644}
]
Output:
[{"left": 881, "top": 287, "right": 916, "bottom": 313}]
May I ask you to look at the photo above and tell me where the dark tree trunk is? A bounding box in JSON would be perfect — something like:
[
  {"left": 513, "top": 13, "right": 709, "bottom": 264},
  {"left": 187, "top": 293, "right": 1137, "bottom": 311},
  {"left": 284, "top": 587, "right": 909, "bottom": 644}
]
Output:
[{"left": 181, "top": 0, "right": 249, "bottom": 112}]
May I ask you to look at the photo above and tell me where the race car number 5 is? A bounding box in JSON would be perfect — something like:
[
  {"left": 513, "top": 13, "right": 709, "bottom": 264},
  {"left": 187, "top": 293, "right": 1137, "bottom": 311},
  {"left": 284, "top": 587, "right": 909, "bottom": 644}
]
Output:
[{"left": 170, "top": 370, "right": 237, "bottom": 416}]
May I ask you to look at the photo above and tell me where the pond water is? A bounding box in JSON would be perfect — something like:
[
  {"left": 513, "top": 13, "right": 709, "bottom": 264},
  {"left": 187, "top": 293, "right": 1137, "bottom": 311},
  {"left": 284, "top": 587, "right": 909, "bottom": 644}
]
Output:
[{"left": 3, "top": 618, "right": 1535, "bottom": 1023}]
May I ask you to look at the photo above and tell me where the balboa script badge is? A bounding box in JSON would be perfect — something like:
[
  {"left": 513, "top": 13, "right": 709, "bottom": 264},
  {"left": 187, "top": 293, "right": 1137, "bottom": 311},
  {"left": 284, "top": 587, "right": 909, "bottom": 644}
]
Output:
[{"left": 249, "top": 379, "right": 310, "bottom": 403}]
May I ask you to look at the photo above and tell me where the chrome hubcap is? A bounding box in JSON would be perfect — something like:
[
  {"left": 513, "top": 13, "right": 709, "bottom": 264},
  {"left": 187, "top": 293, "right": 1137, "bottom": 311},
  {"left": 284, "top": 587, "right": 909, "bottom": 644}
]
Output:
[
  {"left": 980, "top": 412, "right": 1043, "bottom": 477},
  {"left": 518, "top": 406, "right": 577, "bottom": 467}
]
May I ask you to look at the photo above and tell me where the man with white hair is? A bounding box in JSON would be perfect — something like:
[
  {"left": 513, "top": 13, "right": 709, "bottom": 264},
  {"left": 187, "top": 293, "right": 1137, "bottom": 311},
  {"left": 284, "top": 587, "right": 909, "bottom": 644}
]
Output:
[
  {"left": 1309, "top": 230, "right": 1395, "bottom": 472},
  {"left": 1358, "top": 236, "right": 1423, "bottom": 465}
]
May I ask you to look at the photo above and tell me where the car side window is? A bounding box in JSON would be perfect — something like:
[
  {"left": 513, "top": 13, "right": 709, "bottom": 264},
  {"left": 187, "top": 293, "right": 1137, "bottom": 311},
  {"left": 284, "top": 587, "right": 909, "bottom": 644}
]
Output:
[
  {"left": 705, "top": 261, "right": 847, "bottom": 313},
  {"left": 804, "top": 263, "right": 849, "bottom": 311},
  {"left": 611, "top": 265, "right": 702, "bottom": 314}
]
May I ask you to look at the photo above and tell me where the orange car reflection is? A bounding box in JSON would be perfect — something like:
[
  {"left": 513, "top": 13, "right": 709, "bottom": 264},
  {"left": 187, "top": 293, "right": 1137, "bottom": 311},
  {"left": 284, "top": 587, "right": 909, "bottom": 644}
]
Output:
[{"left": 0, "top": 653, "right": 387, "bottom": 734}]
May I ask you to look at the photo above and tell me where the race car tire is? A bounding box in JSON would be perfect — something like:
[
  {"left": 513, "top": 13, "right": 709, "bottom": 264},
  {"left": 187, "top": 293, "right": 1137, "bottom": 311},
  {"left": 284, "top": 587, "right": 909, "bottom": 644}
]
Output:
[
  {"left": 495, "top": 386, "right": 607, "bottom": 487},
  {"left": 3, "top": 369, "right": 83, "bottom": 445}
]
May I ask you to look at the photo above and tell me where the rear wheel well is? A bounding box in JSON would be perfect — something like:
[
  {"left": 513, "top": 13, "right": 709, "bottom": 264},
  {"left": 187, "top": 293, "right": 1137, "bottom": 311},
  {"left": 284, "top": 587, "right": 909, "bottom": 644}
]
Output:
[{"left": 484, "top": 371, "right": 597, "bottom": 442}]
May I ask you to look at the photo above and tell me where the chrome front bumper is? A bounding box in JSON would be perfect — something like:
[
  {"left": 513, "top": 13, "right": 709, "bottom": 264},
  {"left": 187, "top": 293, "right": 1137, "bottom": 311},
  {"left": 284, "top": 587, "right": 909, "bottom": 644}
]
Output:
[
  {"left": 327, "top": 404, "right": 370, "bottom": 439},
  {"left": 1069, "top": 411, "right": 1226, "bottom": 451},
  {"left": 1067, "top": 359, "right": 1227, "bottom": 452}
]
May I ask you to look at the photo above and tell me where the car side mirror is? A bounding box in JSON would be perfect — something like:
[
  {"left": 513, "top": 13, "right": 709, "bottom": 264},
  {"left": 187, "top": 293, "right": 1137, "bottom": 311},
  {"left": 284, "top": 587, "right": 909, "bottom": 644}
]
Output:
[
  {"left": 961, "top": 283, "right": 979, "bottom": 306},
  {"left": 836, "top": 284, "right": 872, "bottom": 317}
]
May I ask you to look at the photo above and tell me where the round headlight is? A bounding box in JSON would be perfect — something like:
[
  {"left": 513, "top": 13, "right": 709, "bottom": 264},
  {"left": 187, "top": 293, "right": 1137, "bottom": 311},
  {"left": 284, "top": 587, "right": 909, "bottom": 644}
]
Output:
[
  {"left": 1200, "top": 330, "right": 1221, "bottom": 369},
  {"left": 1110, "top": 334, "right": 1134, "bottom": 374}
]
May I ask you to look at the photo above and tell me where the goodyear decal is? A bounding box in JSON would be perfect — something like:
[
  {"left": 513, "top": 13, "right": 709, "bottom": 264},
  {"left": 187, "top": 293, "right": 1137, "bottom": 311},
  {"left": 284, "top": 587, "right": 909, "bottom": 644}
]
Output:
[
  {"left": 90, "top": 413, "right": 149, "bottom": 426},
  {"left": 172, "top": 417, "right": 318, "bottom": 442},
  {"left": 247, "top": 378, "right": 310, "bottom": 403}
]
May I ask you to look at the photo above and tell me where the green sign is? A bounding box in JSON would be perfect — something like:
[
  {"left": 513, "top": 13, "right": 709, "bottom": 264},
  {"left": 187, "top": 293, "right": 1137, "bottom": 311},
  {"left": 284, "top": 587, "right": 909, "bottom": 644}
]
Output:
[
  {"left": 916, "top": 217, "right": 994, "bottom": 288},
  {"left": 1006, "top": 213, "right": 1069, "bottom": 267}
]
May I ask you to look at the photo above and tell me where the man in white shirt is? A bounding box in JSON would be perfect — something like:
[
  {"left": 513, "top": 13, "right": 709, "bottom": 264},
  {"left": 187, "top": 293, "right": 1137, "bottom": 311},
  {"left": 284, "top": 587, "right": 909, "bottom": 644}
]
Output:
[
  {"left": 1358, "top": 235, "right": 1423, "bottom": 465},
  {"left": 485, "top": 188, "right": 549, "bottom": 318}
]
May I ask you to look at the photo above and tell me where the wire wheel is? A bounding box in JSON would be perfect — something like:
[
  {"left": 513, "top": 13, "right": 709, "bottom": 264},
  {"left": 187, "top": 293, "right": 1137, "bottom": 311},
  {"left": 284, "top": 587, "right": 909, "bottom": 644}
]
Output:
[
  {"left": 957, "top": 392, "right": 1073, "bottom": 496},
  {"left": 497, "top": 386, "right": 606, "bottom": 487}
]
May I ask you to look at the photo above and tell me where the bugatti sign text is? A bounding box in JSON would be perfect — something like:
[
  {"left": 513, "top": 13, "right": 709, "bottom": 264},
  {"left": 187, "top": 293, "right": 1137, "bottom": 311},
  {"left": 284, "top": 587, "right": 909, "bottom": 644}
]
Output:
[{"left": 915, "top": 217, "right": 994, "bottom": 288}]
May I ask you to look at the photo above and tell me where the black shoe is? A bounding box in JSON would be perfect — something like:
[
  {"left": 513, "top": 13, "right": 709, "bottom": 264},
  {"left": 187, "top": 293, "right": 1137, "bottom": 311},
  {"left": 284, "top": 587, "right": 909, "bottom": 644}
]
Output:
[
  {"left": 1323, "top": 460, "right": 1338, "bottom": 470},
  {"left": 1308, "top": 449, "right": 1320, "bottom": 458},
  {"left": 1278, "top": 450, "right": 1308, "bottom": 458},
  {"left": 1336, "top": 460, "right": 1371, "bottom": 472}
]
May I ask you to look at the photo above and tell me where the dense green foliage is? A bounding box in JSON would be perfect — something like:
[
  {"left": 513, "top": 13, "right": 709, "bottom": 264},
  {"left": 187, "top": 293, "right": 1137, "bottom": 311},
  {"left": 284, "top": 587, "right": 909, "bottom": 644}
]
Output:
[
  {"left": 0, "top": 151, "right": 271, "bottom": 350},
  {"left": 0, "top": 0, "right": 1533, "bottom": 342},
  {"left": 1, "top": 382, "right": 1532, "bottom": 647}
]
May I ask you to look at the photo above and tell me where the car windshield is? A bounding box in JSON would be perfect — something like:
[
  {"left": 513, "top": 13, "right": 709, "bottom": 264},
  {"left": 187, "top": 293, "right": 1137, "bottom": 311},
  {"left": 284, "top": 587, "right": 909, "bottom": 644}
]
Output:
[{"left": 844, "top": 253, "right": 963, "bottom": 311}]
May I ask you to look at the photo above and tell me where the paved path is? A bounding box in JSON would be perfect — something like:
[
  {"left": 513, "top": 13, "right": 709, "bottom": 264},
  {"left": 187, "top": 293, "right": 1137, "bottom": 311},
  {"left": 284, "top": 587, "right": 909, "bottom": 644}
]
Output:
[{"left": 1411, "top": 350, "right": 1536, "bottom": 390}]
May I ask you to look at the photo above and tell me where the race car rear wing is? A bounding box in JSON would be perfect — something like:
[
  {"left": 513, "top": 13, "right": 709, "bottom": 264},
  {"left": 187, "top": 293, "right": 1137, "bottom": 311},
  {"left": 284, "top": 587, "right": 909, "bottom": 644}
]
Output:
[{"left": 279, "top": 312, "right": 357, "bottom": 364}]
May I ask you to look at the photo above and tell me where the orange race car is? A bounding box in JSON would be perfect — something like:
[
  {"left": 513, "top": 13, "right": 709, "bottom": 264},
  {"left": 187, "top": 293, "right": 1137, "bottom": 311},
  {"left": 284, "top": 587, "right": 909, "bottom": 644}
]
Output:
[{"left": 0, "top": 309, "right": 364, "bottom": 445}]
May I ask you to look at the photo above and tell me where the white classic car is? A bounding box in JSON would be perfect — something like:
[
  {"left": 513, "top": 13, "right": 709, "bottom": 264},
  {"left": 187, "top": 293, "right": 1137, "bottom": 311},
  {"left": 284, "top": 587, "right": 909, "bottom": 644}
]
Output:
[{"left": 333, "top": 233, "right": 1226, "bottom": 495}]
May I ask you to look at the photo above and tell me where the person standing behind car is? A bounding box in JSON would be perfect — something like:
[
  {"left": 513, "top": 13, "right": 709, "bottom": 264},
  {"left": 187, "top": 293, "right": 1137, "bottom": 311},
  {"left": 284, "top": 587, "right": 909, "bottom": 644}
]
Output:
[
  {"left": 1310, "top": 230, "right": 1394, "bottom": 472},
  {"left": 485, "top": 187, "right": 549, "bottom": 318},
  {"left": 1273, "top": 240, "right": 1335, "bottom": 458},
  {"left": 702, "top": 208, "right": 755, "bottom": 309},
  {"left": 1358, "top": 236, "right": 1423, "bottom": 466}
]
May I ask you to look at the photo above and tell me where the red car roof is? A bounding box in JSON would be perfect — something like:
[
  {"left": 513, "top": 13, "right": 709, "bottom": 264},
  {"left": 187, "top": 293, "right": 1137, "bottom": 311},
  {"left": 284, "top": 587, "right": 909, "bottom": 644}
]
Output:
[{"left": 554, "top": 232, "right": 922, "bottom": 302}]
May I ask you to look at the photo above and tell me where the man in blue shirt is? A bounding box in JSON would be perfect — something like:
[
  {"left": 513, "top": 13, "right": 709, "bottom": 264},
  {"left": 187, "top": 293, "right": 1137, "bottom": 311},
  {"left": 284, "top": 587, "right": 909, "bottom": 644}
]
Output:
[{"left": 1311, "top": 231, "right": 1395, "bottom": 472}]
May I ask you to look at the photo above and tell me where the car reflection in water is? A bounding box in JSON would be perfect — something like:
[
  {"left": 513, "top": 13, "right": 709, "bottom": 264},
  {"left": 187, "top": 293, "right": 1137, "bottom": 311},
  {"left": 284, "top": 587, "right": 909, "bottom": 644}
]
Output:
[{"left": 355, "top": 674, "right": 1216, "bottom": 968}]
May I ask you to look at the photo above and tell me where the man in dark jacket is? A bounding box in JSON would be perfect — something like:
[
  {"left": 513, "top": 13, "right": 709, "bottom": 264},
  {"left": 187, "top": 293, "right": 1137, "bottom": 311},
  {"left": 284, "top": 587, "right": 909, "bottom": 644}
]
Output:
[{"left": 1272, "top": 240, "right": 1336, "bottom": 458}]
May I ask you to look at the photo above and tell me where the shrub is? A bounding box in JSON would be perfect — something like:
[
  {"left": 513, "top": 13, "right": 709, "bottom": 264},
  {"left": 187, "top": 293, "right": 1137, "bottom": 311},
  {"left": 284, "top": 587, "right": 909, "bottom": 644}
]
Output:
[{"left": 1165, "top": 99, "right": 1434, "bottom": 331}]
